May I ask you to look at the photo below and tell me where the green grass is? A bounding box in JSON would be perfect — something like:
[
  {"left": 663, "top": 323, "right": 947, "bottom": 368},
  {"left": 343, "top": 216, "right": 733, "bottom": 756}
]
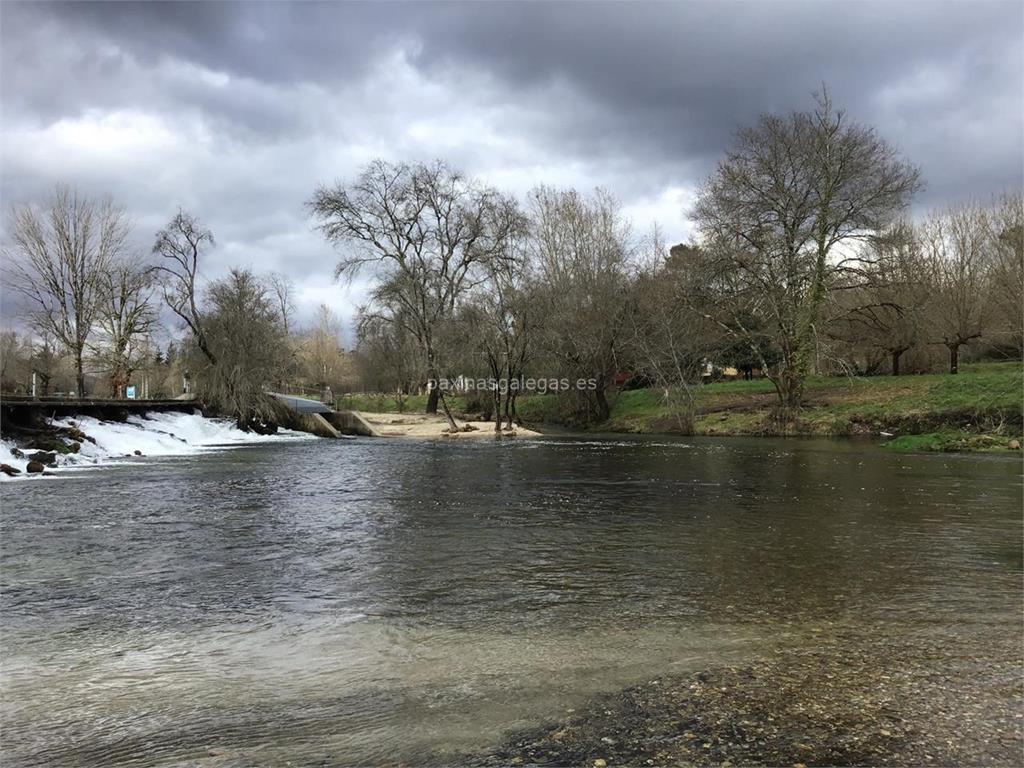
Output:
[
  {"left": 336, "top": 392, "right": 467, "bottom": 414},
  {"left": 885, "top": 430, "right": 1022, "bottom": 453},
  {"left": 512, "top": 393, "right": 561, "bottom": 423},
  {"left": 523, "top": 361, "right": 1024, "bottom": 450},
  {"left": 340, "top": 362, "right": 1023, "bottom": 452}
]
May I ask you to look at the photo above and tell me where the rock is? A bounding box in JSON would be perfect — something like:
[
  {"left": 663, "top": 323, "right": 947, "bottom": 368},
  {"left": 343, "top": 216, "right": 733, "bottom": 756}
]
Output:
[
  {"left": 238, "top": 416, "right": 279, "bottom": 435},
  {"left": 68, "top": 441, "right": 81, "bottom": 453},
  {"left": 57, "top": 425, "right": 94, "bottom": 444},
  {"left": 133, "top": 449, "right": 143, "bottom": 456},
  {"left": 10, "top": 448, "right": 24, "bottom": 459},
  {"left": 1010, "top": 439, "right": 1021, "bottom": 450},
  {"left": 25, "top": 461, "right": 45, "bottom": 473},
  {"left": 1, "top": 463, "right": 21, "bottom": 476},
  {"left": 27, "top": 451, "right": 57, "bottom": 467},
  {"left": 24, "top": 435, "right": 73, "bottom": 454},
  {"left": 594, "top": 760, "right": 607, "bottom": 768}
]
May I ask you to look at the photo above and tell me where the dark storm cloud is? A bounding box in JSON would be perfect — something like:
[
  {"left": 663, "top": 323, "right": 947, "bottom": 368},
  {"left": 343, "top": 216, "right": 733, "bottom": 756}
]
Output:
[
  {"left": 19, "top": 1, "right": 1021, "bottom": 189},
  {"left": 2, "top": 1, "right": 1021, "bottom": 330}
]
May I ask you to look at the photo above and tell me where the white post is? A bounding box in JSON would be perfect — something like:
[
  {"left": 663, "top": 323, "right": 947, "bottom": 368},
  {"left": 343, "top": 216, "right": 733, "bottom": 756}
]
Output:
[{"left": 31, "top": 371, "right": 37, "bottom": 398}]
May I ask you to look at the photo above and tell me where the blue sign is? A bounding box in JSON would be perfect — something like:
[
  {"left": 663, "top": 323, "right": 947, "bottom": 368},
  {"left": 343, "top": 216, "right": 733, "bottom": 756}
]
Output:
[{"left": 126, "top": 385, "right": 137, "bottom": 399}]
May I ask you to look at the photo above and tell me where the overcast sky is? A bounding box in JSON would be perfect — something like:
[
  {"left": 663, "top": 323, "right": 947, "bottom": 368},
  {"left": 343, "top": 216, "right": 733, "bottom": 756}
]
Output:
[{"left": 2, "top": 0, "right": 1022, "bottom": 341}]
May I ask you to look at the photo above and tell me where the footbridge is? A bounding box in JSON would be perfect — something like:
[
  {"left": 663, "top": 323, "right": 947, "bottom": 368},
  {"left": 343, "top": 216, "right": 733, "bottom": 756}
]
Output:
[{"left": 1, "top": 394, "right": 197, "bottom": 431}]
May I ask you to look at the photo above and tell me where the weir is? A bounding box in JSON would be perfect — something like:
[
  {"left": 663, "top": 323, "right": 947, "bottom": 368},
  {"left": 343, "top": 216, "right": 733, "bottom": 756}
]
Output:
[
  {"left": 0, "top": 393, "right": 379, "bottom": 440},
  {"left": 267, "top": 393, "right": 378, "bottom": 438}
]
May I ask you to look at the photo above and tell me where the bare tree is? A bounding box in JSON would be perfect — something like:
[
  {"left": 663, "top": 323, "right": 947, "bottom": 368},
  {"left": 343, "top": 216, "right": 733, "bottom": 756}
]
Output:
[
  {"left": 267, "top": 271, "right": 297, "bottom": 336},
  {"left": 626, "top": 227, "right": 714, "bottom": 431},
  {"left": 193, "top": 269, "right": 291, "bottom": 429},
  {"left": 456, "top": 224, "right": 536, "bottom": 431},
  {"left": 153, "top": 210, "right": 217, "bottom": 365},
  {"left": 529, "top": 186, "right": 633, "bottom": 422},
  {"left": 692, "top": 91, "right": 922, "bottom": 413},
  {"left": 5, "top": 186, "right": 131, "bottom": 395},
  {"left": 0, "top": 329, "right": 26, "bottom": 392},
  {"left": 921, "top": 202, "right": 994, "bottom": 373},
  {"left": 356, "top": 308, "right": 421, "bottom": 411},
  {"left": 27, "top": 332, "right": 62, "bottom": 396},
  {"left": 309, "top": 159, "right": 523, "bottom": 430},
  {"left": 984, "top": 192, "right": 1023, "bottom": 352},
  {"left": 93, "top": 255, "right": 158, "bottom": 396},
  {"left": 301, "top": 303, "right": 346, "bottom": 397},
  {"left": 829, "top": 222, "right": 930, "bottom": 375}
]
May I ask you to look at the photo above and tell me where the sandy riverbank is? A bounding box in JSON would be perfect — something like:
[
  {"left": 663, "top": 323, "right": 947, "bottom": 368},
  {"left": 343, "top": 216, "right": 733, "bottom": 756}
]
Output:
[{"left": 358, "top": 411, "right": 543, "bottom": 439}]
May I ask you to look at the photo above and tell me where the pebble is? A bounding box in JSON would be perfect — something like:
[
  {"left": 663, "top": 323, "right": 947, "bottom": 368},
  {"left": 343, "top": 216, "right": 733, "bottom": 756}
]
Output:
[{"left": 469, "top": 625, "right": 1023, "bottom": 767}]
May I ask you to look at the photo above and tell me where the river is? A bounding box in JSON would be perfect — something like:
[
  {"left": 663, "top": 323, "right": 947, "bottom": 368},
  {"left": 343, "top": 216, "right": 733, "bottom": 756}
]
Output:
[{"left": 1, "top": 435, "right": 1021, "bottom": 766}]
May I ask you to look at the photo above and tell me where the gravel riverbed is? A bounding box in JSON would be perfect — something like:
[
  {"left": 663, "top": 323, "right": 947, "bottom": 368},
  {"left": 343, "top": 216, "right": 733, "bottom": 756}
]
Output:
[{"left": 466, "top": 627, "right": 1023, "bottom": 767}]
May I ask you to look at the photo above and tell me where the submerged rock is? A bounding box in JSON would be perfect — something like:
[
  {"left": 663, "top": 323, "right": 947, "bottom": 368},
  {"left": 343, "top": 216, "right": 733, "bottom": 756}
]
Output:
[{"left": 25, "top": 461, "right": 45, "bottom": 474}]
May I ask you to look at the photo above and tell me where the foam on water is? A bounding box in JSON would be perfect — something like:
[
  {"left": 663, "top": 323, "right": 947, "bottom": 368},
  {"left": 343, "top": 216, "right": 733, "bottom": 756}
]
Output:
[{"left": 0, "top": 410, "right": 312, "bottom": 479}]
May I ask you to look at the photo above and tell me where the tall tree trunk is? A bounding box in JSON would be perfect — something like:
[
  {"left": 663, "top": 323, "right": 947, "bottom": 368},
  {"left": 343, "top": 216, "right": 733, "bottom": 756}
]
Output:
[
  {"left": 891, "top": 349, "right": 903, "bottom": 376},
  {"left": 594, "top": 381, "right": 610, "bottom": 422},
  {"left": 771, "top": 363, "right": 802, "bottom": 426},
  {"left": 790, "top": 248, "right": 828, "bottom": 408},
  {"left": 948, "top": 344, "right": 959, "bottom": 375},
  {"left": 782, "top": 370, "right": 803, "bottom": 411},
  {"left": 504, "top": 391, "right": 515, "bottom": 430},
  {"left": 437, "top": 389, "right": 458, "bottom": 431},
  {"left": 426, "top": 385, "right": 439, "bottom": 414},
  {"left": 75, "top": 352, "right": 86, "bottom": 397}
]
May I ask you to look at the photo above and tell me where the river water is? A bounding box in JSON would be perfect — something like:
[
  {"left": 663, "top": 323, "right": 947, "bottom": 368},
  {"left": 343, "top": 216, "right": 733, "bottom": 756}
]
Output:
[{"left": 1, "top": 435, "right": 1021, "bottom": 766}]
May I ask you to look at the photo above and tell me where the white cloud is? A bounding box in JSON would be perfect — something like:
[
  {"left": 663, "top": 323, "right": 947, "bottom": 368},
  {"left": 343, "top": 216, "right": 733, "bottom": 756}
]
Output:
[{"left": 622, "top": 185, "right": 698, "bottom": 245}]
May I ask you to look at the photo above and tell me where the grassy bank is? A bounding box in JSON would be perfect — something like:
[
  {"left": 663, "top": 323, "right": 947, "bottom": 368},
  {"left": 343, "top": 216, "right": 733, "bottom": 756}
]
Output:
[
  {"left": 336, "top": 392, "right": 468, "bottom": 414},
  {"left": 338, "top": 362, "right": 1022, "bottom": 451},
  {"left": 518, "top": 362, "right": 1023, "bottom": 450}
]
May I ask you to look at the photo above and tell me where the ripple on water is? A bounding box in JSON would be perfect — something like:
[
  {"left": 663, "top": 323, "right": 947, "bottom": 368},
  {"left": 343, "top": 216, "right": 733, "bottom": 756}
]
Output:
[{"left": 1, "top": 435, "right": 1021, "bottom": 765}]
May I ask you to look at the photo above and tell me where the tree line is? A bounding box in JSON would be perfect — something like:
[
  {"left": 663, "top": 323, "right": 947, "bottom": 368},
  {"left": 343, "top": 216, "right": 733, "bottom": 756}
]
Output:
[
  {"left": 2, "top": 199, "right": 351, "bottom": 429},
  {"left": 3, "top": 92, "right": 1021, "bottom": 431},
  {"left": 317, "top": 94, "right": 1021, "bottom": 431}
]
